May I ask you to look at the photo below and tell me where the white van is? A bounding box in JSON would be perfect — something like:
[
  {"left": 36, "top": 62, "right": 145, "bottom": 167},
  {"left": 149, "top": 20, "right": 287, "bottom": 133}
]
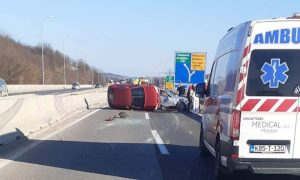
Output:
[{"left": 197, "top": 13, "right": 300, "bottom": 179}]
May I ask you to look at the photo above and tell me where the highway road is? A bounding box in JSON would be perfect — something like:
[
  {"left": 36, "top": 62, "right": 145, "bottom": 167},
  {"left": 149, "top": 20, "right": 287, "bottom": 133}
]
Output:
[
  {"left": 10, "top": 87, "right": 94, "bottom": 96},
  {"left": 0, "top": 105, "right": 299, "bottom": 180}
]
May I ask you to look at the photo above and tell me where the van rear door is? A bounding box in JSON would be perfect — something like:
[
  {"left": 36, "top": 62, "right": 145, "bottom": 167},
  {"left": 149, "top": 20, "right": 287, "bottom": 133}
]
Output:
[{"left": 238, "top": 20, "right": 300, "bottom": 159}]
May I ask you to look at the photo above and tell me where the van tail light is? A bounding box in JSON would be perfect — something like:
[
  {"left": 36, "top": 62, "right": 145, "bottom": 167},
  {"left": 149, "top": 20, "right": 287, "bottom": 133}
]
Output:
[
  {"left": 231, "top": 154, "right": 239, "bottom": 159},
  {"left": 230, "top": 109, "right": 241, "bottom": 140}
]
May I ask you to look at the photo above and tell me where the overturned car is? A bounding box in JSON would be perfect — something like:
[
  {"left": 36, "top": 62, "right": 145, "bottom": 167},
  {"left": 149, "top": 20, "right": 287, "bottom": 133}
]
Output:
[{"left": 107, "top": 84, "right": 160, "bottom": 111}]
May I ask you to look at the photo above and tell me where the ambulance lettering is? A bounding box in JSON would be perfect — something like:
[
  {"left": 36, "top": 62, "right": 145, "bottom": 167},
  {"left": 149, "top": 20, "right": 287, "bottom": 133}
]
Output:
[{"left": 254, "top": 28, "right": 300, "bottom": 44}]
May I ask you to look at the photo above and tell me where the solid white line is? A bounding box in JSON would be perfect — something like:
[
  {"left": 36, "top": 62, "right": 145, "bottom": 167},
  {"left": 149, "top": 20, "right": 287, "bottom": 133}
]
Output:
[
  {"left": 151, "top": 130, "right": 170, "bottom": 155},
  {"left": 145, "top": 112, "right": 150, "bottom": 120},
  {"left": 0, "top": 109, "right": 101, "bottom": 169}
]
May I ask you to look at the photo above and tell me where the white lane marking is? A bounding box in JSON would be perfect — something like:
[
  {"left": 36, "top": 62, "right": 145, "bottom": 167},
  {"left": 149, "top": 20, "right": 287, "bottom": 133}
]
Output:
[
  {"left": 151, "top": 130, "right": 170, "bottom": 155},
  {"left": 0, "top": 109, "right": 101, "bottom": 169},
  {"left": 145, "top": 112, "right": 150, "bottom": 120}
]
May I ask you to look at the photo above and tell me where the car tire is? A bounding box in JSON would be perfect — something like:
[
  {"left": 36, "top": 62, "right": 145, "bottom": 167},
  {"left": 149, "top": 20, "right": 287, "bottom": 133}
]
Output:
[
  {"left": 176, "top": 102, "right": 186, "bottom": 111},
  {"left": 199, "top": 125, "right": 209, "bottom": 156},
  {"left": 214, "top": 139, "right": 229, "bottom": 180}
]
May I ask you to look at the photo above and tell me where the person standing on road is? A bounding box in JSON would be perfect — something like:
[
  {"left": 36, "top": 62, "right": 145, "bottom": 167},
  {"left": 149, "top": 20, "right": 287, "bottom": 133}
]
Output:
[
  {"left": 177, "top": 83, "right": 186, "bottom": 97},
  {"left": 187, "top": 85, "right": 193, "bottom": 111},
  {"left": 189, "top": 85, "right": 196, "bottom": 111}
]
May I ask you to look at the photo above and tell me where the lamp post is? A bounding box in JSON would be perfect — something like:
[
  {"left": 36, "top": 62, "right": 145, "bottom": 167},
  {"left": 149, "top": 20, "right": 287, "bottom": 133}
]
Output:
[
  {"left": 91, "top": 67, "right": 94, "bottom": 85},
  {"left": 76, "top": 60, "right": 79, "bottom": 82},
  {"left": 63, "top": 35, "right": 72, "bottom": 86},
  {"left": 41, "top": 16, "right": 53, "bottom": 85}
]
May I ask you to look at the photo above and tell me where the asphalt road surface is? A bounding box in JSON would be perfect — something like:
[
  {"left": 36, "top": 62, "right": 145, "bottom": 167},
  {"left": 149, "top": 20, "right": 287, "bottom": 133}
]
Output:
[
  {"left": 0, "top": 106, "right": 299, "bottom": 180},
  {"left": 10, "top": 87, "right": 94, "bottom": 96}
]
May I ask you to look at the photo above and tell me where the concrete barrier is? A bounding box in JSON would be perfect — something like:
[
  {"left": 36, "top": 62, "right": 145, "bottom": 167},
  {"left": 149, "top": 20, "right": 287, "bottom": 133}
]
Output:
[
  {"left": 7, "top": 84, "right": 94, "bottom": 94},
  {"left": 0, "top": 88, "right": 107, "bottom": 145}
]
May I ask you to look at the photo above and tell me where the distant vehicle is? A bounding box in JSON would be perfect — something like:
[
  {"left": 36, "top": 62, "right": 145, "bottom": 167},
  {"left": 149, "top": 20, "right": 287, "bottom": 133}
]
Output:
[
  {"left": 72, "top": 82, "right": 80, "bottom": 90},
  {"left": 107, "top": 84, "right": 160, "bottom": 111},
  {"left": 0, "top": 79, "right": 8, "bottom": 97},
  {"left": 160, "top": 89, "right": 188, "bottom": 111},
  {"left": 95, "top": 83, "right": 103, "bottom": 88},
  {"left": 198, "top": 14, "right": 300, "bottom": 179}
]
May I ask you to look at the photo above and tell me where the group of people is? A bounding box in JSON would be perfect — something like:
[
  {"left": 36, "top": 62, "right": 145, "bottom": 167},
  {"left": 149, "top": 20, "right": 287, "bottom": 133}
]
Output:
[{"left": 177, "top": 83, "right": 196, "bottom": 111}]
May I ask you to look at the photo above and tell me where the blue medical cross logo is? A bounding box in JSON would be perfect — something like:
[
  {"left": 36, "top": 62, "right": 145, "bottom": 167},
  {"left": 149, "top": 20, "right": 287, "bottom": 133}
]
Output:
[{"left": 260, "top": 58, "right": 289, "bottom": 89}]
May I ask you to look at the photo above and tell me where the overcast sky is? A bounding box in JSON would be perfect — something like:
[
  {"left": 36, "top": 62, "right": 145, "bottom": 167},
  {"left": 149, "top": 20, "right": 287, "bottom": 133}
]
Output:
[{"left": 0, "top": 0, "right": 298, "bottom": 76}]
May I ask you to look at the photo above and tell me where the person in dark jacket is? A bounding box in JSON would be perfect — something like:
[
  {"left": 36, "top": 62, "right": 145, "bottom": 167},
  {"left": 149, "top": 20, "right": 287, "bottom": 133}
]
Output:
[
  {"left": 187, "top": 85, "right": 193, "bottom": 110},
  {"left": 177, "top": 83, "right": 186, "bottom": 97}
]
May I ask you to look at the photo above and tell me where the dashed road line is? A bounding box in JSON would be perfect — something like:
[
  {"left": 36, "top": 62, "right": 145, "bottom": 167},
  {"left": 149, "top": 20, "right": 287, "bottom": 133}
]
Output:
[
  {"left": 151, "top": 129, "right": 170, "bottom": 155},
  {"left": 145, "top": 112, "right": 150, "bottom": 120}
]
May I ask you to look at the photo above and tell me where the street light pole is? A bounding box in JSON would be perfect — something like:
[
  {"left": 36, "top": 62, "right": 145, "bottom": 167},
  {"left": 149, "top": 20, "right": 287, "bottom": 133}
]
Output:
[
  {"left": 63, "top": 39, "right": 66, "bottom": 85},
  {"left": 83, "top": 62, "right": 86, "bottom": 84},
  {"left": 76, "top": 60, "right": 79, "bottom": 82},
  {"left": 92, "top": 67, "right": 94, "bottom": 85},
  {"left": 41, "top": 24, "right": 44, "bottom": 85},
  {"left": 62, "top": 35, "right": 72, "bottom": 86},
  {"left": 41, "top": 16, "right": 53, "bottom": 85}
]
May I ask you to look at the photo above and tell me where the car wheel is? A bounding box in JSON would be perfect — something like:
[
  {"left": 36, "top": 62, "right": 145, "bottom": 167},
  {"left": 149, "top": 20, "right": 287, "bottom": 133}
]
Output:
[
  {"left": 199, "top": 125, "right": 209, "bottom": 156},
  {"left": 176, "top": 102, "right": 185, "bottom": 111},
  {"left": 214, "top": 140, "right": 228, "bottom": 180}
]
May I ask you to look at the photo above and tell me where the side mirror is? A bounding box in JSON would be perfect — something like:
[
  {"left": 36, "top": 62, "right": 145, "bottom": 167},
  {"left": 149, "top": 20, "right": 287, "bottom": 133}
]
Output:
[{"left": 196, "top": 83, "right": 206, "bottom": 97}]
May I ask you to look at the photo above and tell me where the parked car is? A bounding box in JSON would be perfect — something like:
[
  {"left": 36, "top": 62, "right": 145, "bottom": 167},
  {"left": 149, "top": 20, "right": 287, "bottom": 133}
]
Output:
[
  {"left": 0, "top": 79, "right": 8, "bottom": 97},
  {"left": 95, "top": 83, "right": 103, "bottom": 88},
  {"left": 160, "top": 89, "right": 188, "bottom": 111},
  {"left": 72, "top": 82, "right": 80, "bottom": 90},
  {"left": 107, "top": 84, "right": 160, "bottom": 111},
  {"left": 199, "top": 14, "right": 300, "bottom": 179}
]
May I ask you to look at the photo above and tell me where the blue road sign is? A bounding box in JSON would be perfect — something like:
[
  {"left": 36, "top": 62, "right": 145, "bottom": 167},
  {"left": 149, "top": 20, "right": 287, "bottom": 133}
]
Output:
[{"left": 175, "top": 52, "right": 205, "bottom": 84}]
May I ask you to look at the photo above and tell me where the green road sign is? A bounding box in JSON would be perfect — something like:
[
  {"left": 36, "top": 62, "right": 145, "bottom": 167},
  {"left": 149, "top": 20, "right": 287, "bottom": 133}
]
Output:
[
  {"left": 165, "top": 76, "right": 174, "bottom": 82},
  {"left": 175, "top": 53, "right": 191, "bottom": 64}
]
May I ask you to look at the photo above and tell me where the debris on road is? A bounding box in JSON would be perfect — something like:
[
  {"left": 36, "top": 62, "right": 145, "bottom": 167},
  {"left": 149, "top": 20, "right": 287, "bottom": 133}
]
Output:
[{"left": 105, "top": 112, "right": 129, "bottom": 121}]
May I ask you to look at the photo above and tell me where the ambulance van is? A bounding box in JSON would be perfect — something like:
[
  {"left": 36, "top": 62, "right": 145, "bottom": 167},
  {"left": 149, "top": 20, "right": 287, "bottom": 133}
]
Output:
[{"left": 197, "top": 13, "right": 300, "bottom": 178}]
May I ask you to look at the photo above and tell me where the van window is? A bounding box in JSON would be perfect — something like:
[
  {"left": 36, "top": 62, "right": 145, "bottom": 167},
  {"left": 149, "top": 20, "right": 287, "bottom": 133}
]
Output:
[
  {"left": 213, "top": 56, "right": 228, "bottom": 96},
  {"left": 211, "top": 51, "right": 240, "bottom": 97},
  {"left": 208, "top": 62, "right": 217, "bottom": 97},
  {"left": 224, "top": 51, "right": 240, "bottom": 93},
  {"left": 215, "top": 22, "right": 248, "bottom": 58},
  {"left": 246, "top": 49, "right": 300, "bottom": 96}
]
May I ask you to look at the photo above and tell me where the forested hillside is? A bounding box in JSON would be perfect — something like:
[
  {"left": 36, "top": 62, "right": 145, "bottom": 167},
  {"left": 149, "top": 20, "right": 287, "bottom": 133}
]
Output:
[{"left": 0, "top": 33, "right": 103, "bottom": 84}]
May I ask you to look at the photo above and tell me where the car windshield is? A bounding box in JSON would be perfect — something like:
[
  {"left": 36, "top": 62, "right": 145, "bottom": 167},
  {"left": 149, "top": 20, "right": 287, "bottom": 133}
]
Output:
[
  {"left": 247, "top": 49, "right": 300, "bottom": 96},
  {"left": 162, "top": 90, "right": 176, "bottom": 97},
  {"left": 131, "top": 87, "right": 145, "bottom": 109}
]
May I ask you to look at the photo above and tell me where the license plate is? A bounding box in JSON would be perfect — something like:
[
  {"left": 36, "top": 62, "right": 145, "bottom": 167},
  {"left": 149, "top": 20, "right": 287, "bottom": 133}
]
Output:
[{"left": 250, "top": 145, "right": 286, "bottom": 153}]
